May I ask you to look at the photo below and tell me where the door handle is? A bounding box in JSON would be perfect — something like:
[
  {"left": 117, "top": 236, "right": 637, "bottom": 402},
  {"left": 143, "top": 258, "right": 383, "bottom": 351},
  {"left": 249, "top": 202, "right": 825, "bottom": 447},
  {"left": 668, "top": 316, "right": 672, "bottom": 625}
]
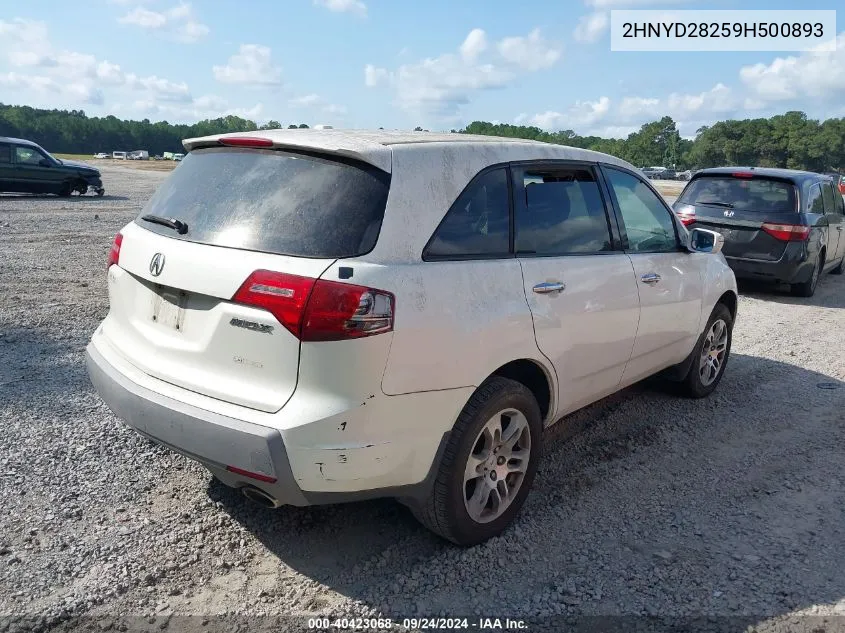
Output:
[
  {"left": 640, "top": 273, "right": 661, "bottom": 285},
  {"left": 533, "top": 281, "right": 565, "bottom": 294},
  {"left": 837, "top": 226, "right": 843, "bottom": 231}
]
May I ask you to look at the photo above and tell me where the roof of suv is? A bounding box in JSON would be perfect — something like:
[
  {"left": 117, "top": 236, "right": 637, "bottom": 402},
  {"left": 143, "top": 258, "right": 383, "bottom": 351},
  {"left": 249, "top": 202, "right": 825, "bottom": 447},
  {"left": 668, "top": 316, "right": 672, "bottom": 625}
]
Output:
[
  {"left": 183, "top": 128, "right": 623, "bottom": 174},
  {"left": 694, "top": 166, "right": 829, "bottom": 184},
  {"left": 0, "top": 136, "right": 41, "bottom": 147}
]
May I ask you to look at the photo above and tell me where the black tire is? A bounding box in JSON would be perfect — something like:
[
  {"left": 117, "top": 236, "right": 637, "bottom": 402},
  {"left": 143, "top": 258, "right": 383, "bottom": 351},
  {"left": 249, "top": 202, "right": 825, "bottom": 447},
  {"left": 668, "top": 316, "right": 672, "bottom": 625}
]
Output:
[
  {"left": 58, "top": 182, "right": 73, "bottom": 197},
  {"left": 831, "top": 257, "right": 844, "bottom": 275},
  {"left": 412, "top": 376, "right": 542, "bottom": 546},
  {"left": 681, "top": 303, "right": 733, "bottom": 399},
  {"left": 791, "top": 253, "right": 823, "bottom": 297}
]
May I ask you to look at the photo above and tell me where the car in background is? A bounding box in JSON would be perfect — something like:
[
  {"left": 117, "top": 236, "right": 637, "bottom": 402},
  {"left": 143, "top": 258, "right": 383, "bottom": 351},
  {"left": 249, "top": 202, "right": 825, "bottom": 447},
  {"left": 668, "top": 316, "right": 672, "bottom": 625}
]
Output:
[
  {"left": 641, "top": 167, "right": 666, "bottom": 180},
  {"left": 86, "top": 129, "right": 737, "bottom": 545},
  {"left": 113, "top": 151, "right": 127, "bottom": 160},
  {"left": 677, "top": 170, "right": 694, "bottom": 181},
  {"left": 94, "top": 152, "right": 109, "bottom": 159},
  {"left": 173, "top": 153, "right": 184, "bottom": 161},
  {"left": 673, "top": 167, "right": 845, "bottom": 297},
  {"left": 823, "top": 172, "right": 845, "bottom": 195},
  {"left": 0, "top": 136, "right": 104, "bottom": 196}
]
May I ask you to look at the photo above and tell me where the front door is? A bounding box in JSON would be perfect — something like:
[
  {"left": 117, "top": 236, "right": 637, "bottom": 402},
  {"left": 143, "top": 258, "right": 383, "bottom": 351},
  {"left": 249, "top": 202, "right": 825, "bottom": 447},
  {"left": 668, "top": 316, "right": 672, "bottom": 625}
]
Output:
[
  {"left": 13, "top": 145, "right": 62, "bottom": 194},
  {"left": 513, "top": 162, "right": 640, "bottom": 417},
  {"left": 600, "top": 165, "right": 705, "bottom": 386}
]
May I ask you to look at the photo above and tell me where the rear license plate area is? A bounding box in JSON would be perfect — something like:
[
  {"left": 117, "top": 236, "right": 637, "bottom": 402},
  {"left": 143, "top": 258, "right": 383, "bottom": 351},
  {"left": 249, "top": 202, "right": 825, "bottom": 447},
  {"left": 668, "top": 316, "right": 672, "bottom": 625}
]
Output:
[{"left": 151, "top": 286, "right": 187, "bottom": 331}]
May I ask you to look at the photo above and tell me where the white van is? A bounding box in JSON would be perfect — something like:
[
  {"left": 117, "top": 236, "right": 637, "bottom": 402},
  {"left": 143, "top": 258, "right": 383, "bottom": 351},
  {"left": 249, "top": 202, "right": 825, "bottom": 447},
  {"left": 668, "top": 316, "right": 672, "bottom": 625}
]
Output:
[{"left": 113, "top": 151, "right": 127, "bottom": 160}]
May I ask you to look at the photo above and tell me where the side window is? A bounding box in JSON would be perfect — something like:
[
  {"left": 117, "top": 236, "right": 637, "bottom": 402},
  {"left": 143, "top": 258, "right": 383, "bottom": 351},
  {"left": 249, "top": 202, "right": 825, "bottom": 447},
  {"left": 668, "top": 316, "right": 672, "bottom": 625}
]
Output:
[
  {"left": 14, "top": 146, "right": 44, "bottom": 166},
  {"left": 835, "top": 188, "right": 845, "bottom": 215},
  {"left": 424, "top": 167, "right": 510, "bottom": 259},
  {"left": 821, "top": 182, "right": 836, "bottom": 215},
  {"left": 604, "top": 167, "right": 678, "bottom": 253},
  {"left": 806, "top": 184, "right": 824, "bottom": 213},
  {"left": 0, "top": 144, "right": 10, "bottom": 163},
  {"left": 514, "top": 166, "right": 612, "bottom": 255}
]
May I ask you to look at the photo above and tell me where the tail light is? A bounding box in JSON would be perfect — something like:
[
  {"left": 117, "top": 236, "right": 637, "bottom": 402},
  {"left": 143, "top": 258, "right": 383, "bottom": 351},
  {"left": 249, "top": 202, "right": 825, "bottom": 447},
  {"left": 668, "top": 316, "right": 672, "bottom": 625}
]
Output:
[
  {"left": 219, "top": 136, "right": 273, "bottom": 148},
  {"left": 675, "top": 208, "right": 696, "bottom": 226},
  {"left": 761, "top": 223, "right": 810, "bottom": 242},
  {"left": 232, "top": 270, "right": 394, "bottom": 342},
  {"left": 732, "top": 172, "right": 754, "bottom": 179},
  {"left": 107, "top": 233, "right": 123, "bottom": 269}
]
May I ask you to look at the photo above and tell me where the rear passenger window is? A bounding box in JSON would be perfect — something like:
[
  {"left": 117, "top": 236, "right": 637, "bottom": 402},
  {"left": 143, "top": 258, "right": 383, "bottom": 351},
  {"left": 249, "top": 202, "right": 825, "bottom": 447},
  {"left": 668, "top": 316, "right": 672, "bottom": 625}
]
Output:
[
  {"left": 836, "top": 189, "right": 845, "bottom": 215},
  {"left": 821, "top": 182, "right": 836, "bottom": 215},
  {"left": 514, "top": 167, "right": 612, "bottom": 255},
  {"left": 807, "top": 184, "right": 824, "bottom": 213},
  {"left": 604, "top": 167, "right": 678, "bottom": 253},
  {"left": 0, "top": 145, "right": 10, "bottom": 163},
  {"left": 424, "top": 168, "right": 510, "bottom": 259}
]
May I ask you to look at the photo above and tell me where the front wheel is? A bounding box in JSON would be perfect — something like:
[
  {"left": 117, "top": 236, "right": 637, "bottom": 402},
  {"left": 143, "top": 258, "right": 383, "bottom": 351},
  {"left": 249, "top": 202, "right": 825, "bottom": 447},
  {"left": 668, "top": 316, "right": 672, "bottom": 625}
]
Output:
[
  {"left": 412, "top": 377, "right": 542, "bottom": 546},
  {"left": 681, "top": 303, "right": 733, "bottom": 398}
]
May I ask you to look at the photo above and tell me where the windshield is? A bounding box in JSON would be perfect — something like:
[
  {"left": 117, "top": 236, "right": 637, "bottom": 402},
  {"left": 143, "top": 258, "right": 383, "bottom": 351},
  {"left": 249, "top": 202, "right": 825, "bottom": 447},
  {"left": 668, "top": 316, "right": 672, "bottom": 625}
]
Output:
[
  {"left": 136, "top": 147, "right": 391, "bottom": 259},
  {"left": 678, "top": 175, "right": 796, "bottom": 213}
]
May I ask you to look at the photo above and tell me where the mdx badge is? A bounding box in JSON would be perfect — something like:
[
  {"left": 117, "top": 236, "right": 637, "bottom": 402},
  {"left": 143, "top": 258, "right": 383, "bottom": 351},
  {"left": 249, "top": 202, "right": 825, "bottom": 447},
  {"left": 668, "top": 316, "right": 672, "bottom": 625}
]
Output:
[
  {"left": 149, "top": 253, "right": 166, "bottom": 277},
  {"left": 230, "top": 318, "right": 274, "bottom": 334},
  {"left": 723, "top": 210, "right": 735, "bottom": 218}
]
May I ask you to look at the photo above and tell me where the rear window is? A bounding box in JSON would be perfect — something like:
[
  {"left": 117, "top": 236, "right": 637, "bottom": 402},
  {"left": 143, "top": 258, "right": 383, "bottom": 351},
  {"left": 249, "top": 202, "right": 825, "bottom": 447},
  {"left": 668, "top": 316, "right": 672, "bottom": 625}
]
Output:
[
  {"left": 678, "top": 175, "right": 796, "bottom": 213},
  {"left": 136, "top": 147, "right": 391, "bottom": 258}
]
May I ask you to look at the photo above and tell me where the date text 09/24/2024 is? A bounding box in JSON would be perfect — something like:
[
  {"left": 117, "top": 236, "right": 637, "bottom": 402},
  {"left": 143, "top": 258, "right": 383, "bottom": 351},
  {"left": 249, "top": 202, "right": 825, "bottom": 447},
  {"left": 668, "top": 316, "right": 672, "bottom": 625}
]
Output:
[{"left": 307, "top": 617, "right": 529, "bottom": 630}]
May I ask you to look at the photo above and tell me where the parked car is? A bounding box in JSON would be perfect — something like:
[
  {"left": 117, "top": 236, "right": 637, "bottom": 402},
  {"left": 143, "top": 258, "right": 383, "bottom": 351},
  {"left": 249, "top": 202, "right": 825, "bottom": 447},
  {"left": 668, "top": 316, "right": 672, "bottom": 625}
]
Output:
[
  {"left": 113, "top": 151, "right": 127, "bottom": 160},
  {"left": 641, "top": 167, "right": 665, "bottom": 180},
  {"left": 823, "top": 172, "right": 845, "bottom": 195},
  {"left": 94, "top": 152, "right": 109, "bottom": 159},
  {"left": 86, "top": 130, "right": 737, "bottom": 545},
  {"left": 677, "top": 170, "right": 693, "bottom": 181},
  {"left": 0, "top": 136, "right": 104, "bottom": 196},
  {"left": 173, "top": 153, "right": 184, "bottom": 161},
  {"left": 673, "top": 167, "right": 845, "bottom": 297}
]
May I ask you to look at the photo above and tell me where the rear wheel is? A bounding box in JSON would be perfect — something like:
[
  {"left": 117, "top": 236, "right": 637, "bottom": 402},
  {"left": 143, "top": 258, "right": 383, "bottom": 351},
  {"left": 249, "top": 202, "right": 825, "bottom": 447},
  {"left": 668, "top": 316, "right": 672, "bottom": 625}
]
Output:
[
  {"left": 791, "top": 253, "right": 823, "bottom": 297},
  {"left": 412, "top": 376, "right": 542, "bottom": 546},
  {"left": 681, "top": 303, "right": 733, "bottom": 399},
  {"left": 58, "top": 181, "right": 73, "bottom": 197}
]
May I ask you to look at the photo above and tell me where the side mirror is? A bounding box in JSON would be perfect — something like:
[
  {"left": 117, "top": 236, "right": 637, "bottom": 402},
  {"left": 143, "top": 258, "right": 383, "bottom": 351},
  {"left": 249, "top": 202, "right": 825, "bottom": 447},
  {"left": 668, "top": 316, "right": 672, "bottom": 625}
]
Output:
[
  {"left": 688, "top": 227, "right": 724, "bottom": 255},
  {"left": 38, "top": 159, "right": 52, "bottom": 167}
]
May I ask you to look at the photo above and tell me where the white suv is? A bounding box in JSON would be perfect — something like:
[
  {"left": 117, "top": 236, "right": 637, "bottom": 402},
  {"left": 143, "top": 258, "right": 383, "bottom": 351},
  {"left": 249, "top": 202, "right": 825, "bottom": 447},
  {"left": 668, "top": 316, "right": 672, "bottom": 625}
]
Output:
[{"left": 87, "top": 130, "right": 737, "bottom": 545}]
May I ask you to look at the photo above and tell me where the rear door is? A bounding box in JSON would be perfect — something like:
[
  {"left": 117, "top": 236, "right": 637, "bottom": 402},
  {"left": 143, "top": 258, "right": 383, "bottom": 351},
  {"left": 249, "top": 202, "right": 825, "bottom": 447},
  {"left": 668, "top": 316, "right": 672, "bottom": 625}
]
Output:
[
  {"left": 513, "top": 162, "right": 640, "bottom": 415},
  {"left": 101, "top": 146, "right": 391, "bottom": 413},
  {"left": 601, "top": 165, "right": 704, "bottom": 385},
  {"left": 673, "top": 173, "right": 799, "bottom": 262}
]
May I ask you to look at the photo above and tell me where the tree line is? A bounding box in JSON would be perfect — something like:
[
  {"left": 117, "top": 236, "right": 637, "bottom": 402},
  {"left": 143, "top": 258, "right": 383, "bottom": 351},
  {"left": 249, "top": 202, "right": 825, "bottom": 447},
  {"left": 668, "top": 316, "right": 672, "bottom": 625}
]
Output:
[
  {"left": 2, "top": 102, "right": 843, "bottom": 172},
  {"left": 460, "top": 112, "right": 845, "bottom": 173},
  {"left": 0, "top": 104, "right": 308, "bottom": 156}
]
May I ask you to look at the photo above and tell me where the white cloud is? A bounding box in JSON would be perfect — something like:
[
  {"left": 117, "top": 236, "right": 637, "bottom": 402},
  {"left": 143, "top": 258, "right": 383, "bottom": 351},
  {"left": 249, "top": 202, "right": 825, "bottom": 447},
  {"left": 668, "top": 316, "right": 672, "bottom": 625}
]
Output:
[
  {"left": 213, "top": 44, "right": 282, "bottom": 86},
  {"left": 119, "top": 7, "right": 166, "bottom": 28},
  {"left": 574, "top": 12, "right": 609, "bottom": 43},
  {"left": 497, "top": 29, "right": 561, "bottom": 71},
  {"left": 617, "top": 96, "right": 659, "bottom": 120},
  {"left": 364, "top": 64, "right": 390, "bottom": 87},
  {"left": 666, "top": 82, "right": 735, "bottom": 117},
  {"left": 739, "top": 32, "right": 845, "bottom": 103},
  {"left": 313, "top": 0, "right": 367, "bottom": 17},
  {"left": 365, "top": 27, "right": 561, "bottom": 119},
  {"left": 117, "top": 3, "right": 209, "bottom": 42},
  {"left": 529, "top": 97, "right": 611, "bottom": 130},
  {"left": 460, "top": 29, "right": 487, "bottom": 62},
  {"left": 290, "top": 93, "right": 348, "bottom": 117}
]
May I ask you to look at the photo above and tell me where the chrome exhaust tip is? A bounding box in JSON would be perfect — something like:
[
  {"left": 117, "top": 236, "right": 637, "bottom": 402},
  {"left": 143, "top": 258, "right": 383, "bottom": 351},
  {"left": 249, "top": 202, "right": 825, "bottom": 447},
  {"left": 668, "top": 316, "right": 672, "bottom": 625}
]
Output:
[{"left": 241, "top": 486, "right": 281, "bottom": 509}]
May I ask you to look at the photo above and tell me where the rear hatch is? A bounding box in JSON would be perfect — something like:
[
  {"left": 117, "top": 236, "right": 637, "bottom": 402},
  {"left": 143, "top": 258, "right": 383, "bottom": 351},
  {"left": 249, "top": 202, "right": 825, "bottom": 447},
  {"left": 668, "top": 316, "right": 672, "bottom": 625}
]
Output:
[
  {"left": 672, "top": 172, "right": 801, "bottom": 261},
  {"left": 102, "top": 144, "right": 391, "bottom": 413}
]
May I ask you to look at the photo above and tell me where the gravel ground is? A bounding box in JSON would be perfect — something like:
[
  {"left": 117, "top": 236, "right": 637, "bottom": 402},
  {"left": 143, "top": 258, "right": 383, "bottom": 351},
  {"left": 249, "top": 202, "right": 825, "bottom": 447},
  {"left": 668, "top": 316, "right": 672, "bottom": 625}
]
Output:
[{"left": 1, "top": 165, "right": 845, "bottom": 633}]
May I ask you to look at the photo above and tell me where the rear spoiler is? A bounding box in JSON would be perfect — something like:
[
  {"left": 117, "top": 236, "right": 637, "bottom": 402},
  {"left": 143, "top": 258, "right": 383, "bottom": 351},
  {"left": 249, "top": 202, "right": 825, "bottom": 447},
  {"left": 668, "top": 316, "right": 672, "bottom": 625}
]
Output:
[{"left": 182, "top": 132, "right": 392, "bottom": 173}]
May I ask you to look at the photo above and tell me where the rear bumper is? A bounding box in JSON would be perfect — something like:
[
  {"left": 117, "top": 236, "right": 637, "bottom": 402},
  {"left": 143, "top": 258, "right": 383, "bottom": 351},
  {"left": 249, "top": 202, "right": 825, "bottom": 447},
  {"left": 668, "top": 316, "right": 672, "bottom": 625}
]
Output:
[
  {"left": 725, "top": 242, "right": 814, "bottom": 284},
  {"left": 86, "top": 340, "right": 455, "bottom": 507},
  {"left": 86, "top": 342, "right": 312, "bottom": 506}
]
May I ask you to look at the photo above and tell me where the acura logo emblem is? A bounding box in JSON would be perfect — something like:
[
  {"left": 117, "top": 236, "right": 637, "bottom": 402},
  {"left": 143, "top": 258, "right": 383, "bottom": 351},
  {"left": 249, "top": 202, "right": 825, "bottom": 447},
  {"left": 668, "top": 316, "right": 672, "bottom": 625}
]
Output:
[{"left": 149, "top": 253, "right": 165, "bottom": 277}]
